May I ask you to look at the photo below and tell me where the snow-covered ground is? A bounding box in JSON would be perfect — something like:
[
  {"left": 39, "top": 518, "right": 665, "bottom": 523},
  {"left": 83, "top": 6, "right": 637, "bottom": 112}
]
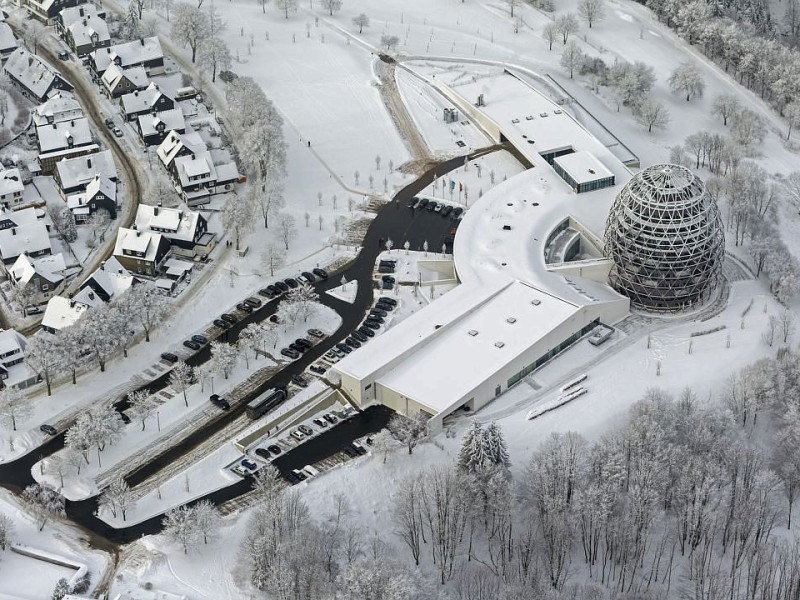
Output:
[{"left": 325, "top": 280, "right": 357, "bottom": 303}]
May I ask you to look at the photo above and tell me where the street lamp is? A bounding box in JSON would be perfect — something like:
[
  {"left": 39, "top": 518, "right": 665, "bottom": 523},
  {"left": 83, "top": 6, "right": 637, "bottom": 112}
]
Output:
[{"left": 156, "top": 411, "right": 161, "bottom": 432}]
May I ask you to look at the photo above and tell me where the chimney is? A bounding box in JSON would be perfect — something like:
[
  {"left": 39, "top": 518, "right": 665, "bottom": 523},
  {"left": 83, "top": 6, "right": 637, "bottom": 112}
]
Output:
[
  {"left": 70, "top": 300, "right": 75, "bottom": 308},
  {"left": 153, "top": 206, "right": 159, "bottom": 216},
  {"left": 88, "top": 291, "right": 94, "bottom": 300},
  {"left": 136, "top": 230, "right": 141, "bottom": 237},
  {"left": 100, "top": 262, "right": 104, "bottom": 271},
  {"left": 87, "top": 158, "right": 92, "bottom": 168},
  {"left": 118, "top": 269, "right": 123, "bottom": 274},
  {"left": 70, "top": 120, "right": 74, "bottom": 126},
  {"left": 79, "top": 6, "right": 84, "bottom": 16},
  {"left": 11, "top": 228, "right": 15, "bottom": 236},
  {"left": 52, "top": 123, "right": 57, "bottom": 129}
]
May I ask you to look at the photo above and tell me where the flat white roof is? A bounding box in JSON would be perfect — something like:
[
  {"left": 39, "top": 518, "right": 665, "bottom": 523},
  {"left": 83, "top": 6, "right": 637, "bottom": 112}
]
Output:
[
  {"left": 554, "top": 150, "right": 614, "bottom": 184},
  {"left": 377, "top": 280, "right": 579, "bottom": 413}
]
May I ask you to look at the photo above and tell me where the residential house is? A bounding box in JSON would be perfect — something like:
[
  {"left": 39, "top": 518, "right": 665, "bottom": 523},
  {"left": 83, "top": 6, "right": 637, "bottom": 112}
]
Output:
[
  {"left": 173, "top": 152, "right": 239, "bottom": 205},
  {"left": 3, "top": 47, "right": 73, "bottom": 102},
  {"left": 56, "top": 4, "right": 109, "bottom": 56},
  {"left": 156, "top": 129, "right": 202, "bottom": 170},
  {"left": 36, "top": 117, "right": 96, "bottom": 174},
  {"left": 73, "top": 257, "right": 134, "bottom": 308},
  {"left": 41, "top": 295, "right": 88, "bottom": 333},
  {"left": 0, "top": 328, "right": 33, "bottom": 387},
  {"left": 120, "top": 82, "right": 174, "bottom": 122},
  {"left": 22, "top": 0, "right": 85, "bottom": 23},
  {"left": 0, "top": 220, "right": 52, "bottom": 266},
  {"left": 113, "top": 227, "right": 170, "bottom": 276},
  {"left": 137, "top": 108, "right": 184, "bottom": 146},
  {"left": 8, "top": 252, "right": 66, "bottom": 303},
  {"left": 54, "top": 149, "right": 117, "bottom": 196},
  {"left": 32, "top": 91, "right": 83, "bottom": 127},
  {"left": 0, "top": 169, "right": 24, "bottom": 209},
  {"left": 101, "top": 63, "right": 147, "bottom": 98},
  {"left": 0, "top": 22, "right": 17, "bottom": 63},
  {"left": 134, "top": 203, "right": 215, "bottom": 259},
  {"left": 66, "top": 174, "right": 116, "bottom": 221},
  {"left": 88, "top": 37, "right": 164, "bottom": 78},
  {"left": 0, "top": 206, "right": 38, "bottom": 231}
]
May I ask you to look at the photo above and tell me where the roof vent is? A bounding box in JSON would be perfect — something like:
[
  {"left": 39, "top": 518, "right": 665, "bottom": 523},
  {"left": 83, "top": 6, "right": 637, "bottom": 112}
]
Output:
[
  {"left": 494, "top": 341, "right": 505, "bottom": 348},
  {"left": 506, "top": 317, "right": 517, "bottom": 324},
  {"left": 531, "top": 299, "right": 541, "bottom": 306},
  {"left": 467, "top": 330, "right": 478, "bottom": 337}
]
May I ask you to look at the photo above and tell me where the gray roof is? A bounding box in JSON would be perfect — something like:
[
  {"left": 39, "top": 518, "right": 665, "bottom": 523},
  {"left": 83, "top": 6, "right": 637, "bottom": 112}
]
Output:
[
  {"left": 3, "top": 48, "right": 71, "bottom": 100},
  {"left": 56, "top": 149, "right": 117, "bottom": 192},
  {"left": 91, "top": 37, "right": 163, "bottom": 73},
  {"left": 0, "top": 22, "right": 17, "bottom": 53},
  {"left": 0, "top": 221, "right": 51, "bottom": 261},
  {"left": 37, "top": 117, "right": 93, "bottom": 153}
]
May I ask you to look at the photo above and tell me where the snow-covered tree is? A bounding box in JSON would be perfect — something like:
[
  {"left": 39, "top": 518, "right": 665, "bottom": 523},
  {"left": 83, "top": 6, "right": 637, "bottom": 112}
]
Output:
[
  {"left": 274, "top": 0, "right": 297, "bottom": 18},
  {"left": 262, "top": 243, "right": 286, "bottom": 276},
  {"left": 123, "top": 282, "right": 169, "bottom": 342},
  {"left": 49, "top": 205, "right": 77, "bottom": 242},
  {"left": 284, "top": 283, "right": 319, "bottom": 323},
  {"left": 170, "top": 360, "right": 194, "bottom": 407},
  {"left": 256, "top": 0, "right": 268, "bottom": 13},
  {"left": 82, "top": 305, "right": 120, "bottom": 372},
  {"left": 668, "top": 62, "right": 706, "bottom": 101},
  {"left": 85, "top": 210, "right": 111, "bottom": 249},
  {"left": 321, "top": 0, "right": 342, "bottom": 15},
  {"left": 352, "top": 13, "right": 369, "bottom": 34},
  {"left": 388, "top": 413, "right": 428, "bottom": 454},
  {"left": 712, "top": 93, "right": 740, "bottom": 126},
  {"left": 542, "top": 22, "right": 558, "bottom": 50},
  {"left": 556, "top": 13, "right": 579, "bottom": 43},
  {"left": 128, "top": 388, "right": 158, "bottom": 429},
  {"left": 578, "top": 0, "right": 605, "bottom": 28},
  {"left": 634, "top": 97, "right": 670, "bottom": 133},
  {"left": 170, "top": 2, "right": 210, "bottom": 62},
  {"left": 277, "top": 213, "right": 297, "bottom": 250},
  {"left": 381, "top": 35, "right": 400, "bottom": 51},
  {"left": 560, "top": 40, "right": 584, "bottom": 79},
  {"left": 193, "top": 499, "right": 221, "bottom": 544},
  {"left": 221, "top": 192, "right": 256, "bottom": 251},
  {"left": 25, "top": 334, "right": 62, "bottom": 396},
  {"left": 22, "top": 483, "right": 65, "bottom": 531},
  {"left": 100, "top": 477, "right": 135, "bottom": 521},
  {"left": 370, "top": 429, "right": 394, "bottom": 464},
  {"left": 64, "top": 418, "right": 92, "bottom": 465},
  {"left": 785, "top": 101, "right": 800, "bottom": 140},
  {"left": 607, "top": 61, "right": 655, "bottom": 107},
  {"left": 251, "top": 176, "right": 286, "bottom": 230},
  {"left": 162, "top": 504, "right": 201, "bottom": 553},
  {"left": 210, "top": 341, "right": 238, "bottom": 379},
  {"left": 0, "top": 513, "right": 13, "bottom": 550},
  {"left": 0, "top": 387, "right": 32, "bottom": 432},
  {"left": 51, "top": 578, "right": 70, "bottom": 600},
  {"left": 732, "top": 108, "right": 765, "bottom": 147},
  {"left": 198, "top": 36, "right": 231, "bottom": 82},
  {"left": 504, "top": 0, "right": 520, "bottom": 17}
]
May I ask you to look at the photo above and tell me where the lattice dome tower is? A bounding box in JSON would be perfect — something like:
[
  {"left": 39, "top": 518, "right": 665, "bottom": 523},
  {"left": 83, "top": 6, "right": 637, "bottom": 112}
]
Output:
[{"left": 604, "top": 164, "right": 724, "bottom": 311}]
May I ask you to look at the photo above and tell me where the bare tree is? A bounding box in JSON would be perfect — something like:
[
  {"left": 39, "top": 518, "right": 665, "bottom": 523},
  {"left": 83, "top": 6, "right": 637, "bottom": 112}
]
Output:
[
  {"left": 504, "top": 0, "right": 520, "bottom": 17},
  {"left": 162, "top": 504, "right": 200, "bottom": 553},
  {"left": 556, "top": 13, "right": 579, "bottom": 44},
  {"left": 560, "top": 40, "right": 584, "bottom": 79},
  {"left": 392, "top": 474, "right": 424, "bottom": 565},
  {"left": 100, "top": 477, "right": 135, "bottom": 521},
  {"left": 128, "top": 388, "right": 158, "bottom": 429},
  {"left": 0, "top": 387, "right": 32, "bottom": 432},
  {"left": 542, "top": 22, "right": 558, "bottom": 50},
  {"left": 381, "top": 35, "right": 400, "bottom": 51},
  {"left": 0, "top": 513, "right": 13, "bottom": 550},
  {"left": 170, "top": 361, "right": 194, "bottom": 407},
  {"left": 274, "top": 0, "right": 297, "bottom": 18},
  {"left": 277, "top": 213, "right": 297, "bottom": 250},
  {"left": 256, "top": 0, "right": 269, "bottom": 13},
  {"left": 321, "top": 0, "right": 341, "bottom": 15},
  {"left": 193, "top": 500, "right": 221, "bottom": 544},
  {"left": 668, "top": 62, "right": 706, "bottom": 101},
  {"left": 711, "top": 93, "right": 740, "bottom": 126},
  {"left": 352, "top": 13, "right": 369, "bottom": 34},
  {"left": 123, "top": 282, "right": 169, "bottom": 342},
  {"left": 388, "top": 413, "right": 428, "bottom": 454},
  {"left": 210, "top": 341, "right": 238, "bottom": 379},
  {"left": 22, "top": 483, "right": 65, "bottom": 531},
  {"left": 221, "top": 193, "right": 256, "bottom": 252},
  {"left": 198, "top": 36, "right": 231, "bottom": 82},
  {"left": 171, "top": 2, "right": 210, "bottom": 62},
  {"left": 262, "top": 243, "right": 286, "bottom": 277},
  {"left": 578, "top": 0, "right": 605, "bottom": 28},
  {"left": 779, "top": 309, "right": 796, "bottom": 344},
  {"left": 634, "top": 96, "right": 671, "bottom": 133},
  {"left": 25, "top": 334, "right": 63, "bottom": 396}
]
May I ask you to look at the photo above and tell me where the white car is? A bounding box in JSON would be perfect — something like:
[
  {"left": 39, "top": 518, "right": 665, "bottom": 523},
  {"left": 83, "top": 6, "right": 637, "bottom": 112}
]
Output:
[
  {"left": 290, "top": 430, "right": 305, "bottom": 441},
  {"left": 302, "top": 465, "right": 320, "bottom": 478},
  {"left": 231, "top": 465, "right": 249, "bottom": 477}
]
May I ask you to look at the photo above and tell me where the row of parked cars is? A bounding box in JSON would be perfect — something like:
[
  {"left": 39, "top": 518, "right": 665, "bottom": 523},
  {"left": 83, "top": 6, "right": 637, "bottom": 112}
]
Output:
[
  {"left": 280, "top": 328, "right": 326, "bottom": 360},
  {"left": 288, "top": 411, "right": 338, "bottom": 441},
  {"left": 257, "top": 268, "right": 329, "bottom": 300},
  {"left": 409, "top": 197, "right": 464, "bottom": 219},
  {"left": 321, "top": 296, "right": 397, "bottom": 365}
]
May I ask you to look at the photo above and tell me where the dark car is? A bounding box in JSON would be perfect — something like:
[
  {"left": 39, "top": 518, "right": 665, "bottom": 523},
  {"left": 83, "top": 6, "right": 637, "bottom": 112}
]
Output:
[
  {"left": 214, "top": 318, "right": 230, "bottom": 328},
  {"left": 183, "top": 339, "right": 201, "bottom": 350},
  {"left": 210, "top": 394, "right": 230, "bottom": 410},
  {"left": 351, "top": 331, "right": 368, "bottom": 342},
  {"left": 418, "top": 198, "right": 430, "bottom": 209},
  {"left": 268, "top": 444, "right": 283, "bottom": 455},
  {"left": 255, "top": 447, "right": 271, "bottom": 459},
  {"left": 291, "top": 374, "right": 309, "bottom": 388},
  {"left": 119, "top": 412, "right": 131, "bottom": 424},
  {"left": 371, "top": 308, "right": 388, "bottom": 318},
  {"left": 358, "top": 326, "right": 376, "bottom": 337},
  {"left": 266, "top": 285, "right": 279, "bottom": 296},
  {"left": 258, "top": 288, "right": 273, "bottom": 298},
  {"left": 244, "top": 297, "right": 262, "bottom": 308},
  {"left": 293, "top": 469, "right": 307, "bottom": 481},
  {"left": 408, "top": 197, "right": 419, "bottom": 209},
  {"left": 161, "top": 352, "right": 179, "bottom": 363},
  {"left": 381, "top": 275, "right": 395, "bottom": 283},
  {"left": 367, "top": 314, "right": 385, "bottom": 324},
  {"left": 352, "top": 442, "right": 368, "bottom": 455},
  {"left": 285, "top": 471, "right": 301, "bottom": 484},
  {"left": 323, "top": 413, "right": 338, "bottom": 424},
  {"left": 269, "top": 314, "right": 281, "bottom": 324},
  {"left": 284, "top": 278, "right": 299, "bottom": 289},
  {"left": 452, "top": 207, "right": 464, "bottom": 219},
  {"left": 298, "top": 424, "right": 314, "bottom": 436},
  {"left": 191, "top": 334, "right": 208, "bottom": 345},
  {"left": 378, "top": 296, "right": 397, "bottom": 306},
  {"left": 345, "top": 337, "right": 361, "bottom": 348},
  {"left": 275, "top": 281, "right": 289, "bottom": 292},
  {"left": 313, "top": 268, "right": 329, "bottom": 279},
  {"left": 104, "top": 117, "right": 115, "bottom": 128},
  {"left": 363, "top": 320, "right": 380, "bottom": 330},
  {"left": 444, "top": 235, "right": 455, "bottom": 245},
  {"left": 40, "top": 424, "right": 58, "bottom": 436},
  {"left": 242, "top": 458, "right": 258, "bottom": 470},
  {"left": 378, "top": 265, "right": 395, "bottom": 274},
  {"left": 281, "top": 348, "right": 300, "bottom": 359},
  {"left": 307, "top": 328, "right": 325, "bottom": 338},
  {"left": 342, "top": 446, "right": 358, "bottom": 458},
  {"left": 379, "top": 260, "right": 396, "bottom": 268},
  {"left": 295, "top": 338, "right": 313, "bottom": 349},
  {"left": 336, "top": 343, "right": 353, "bottom": 354},
  {"left": 375, "top": 302, "right": 394, "bottom": 312},
  {"left": 288, "top": 342, "right": 305, "bottom": 354},
  {"left": 441, "top": 205, "right": 453, "bottom": 217},
  {"left": 301, "top": 271, "right": 316, "bottom": 283},
  {"left": 236, "top": 302, "right": 253, "bottom": 313},
  {"left": 309, "top": 364, "right": 327, "bottom": 374},
  {"left": 221, "top": 313, "right": 237, "bottom": 324},
  {"left": 427, "top": 202, "right": 438, "bottom": 212}
]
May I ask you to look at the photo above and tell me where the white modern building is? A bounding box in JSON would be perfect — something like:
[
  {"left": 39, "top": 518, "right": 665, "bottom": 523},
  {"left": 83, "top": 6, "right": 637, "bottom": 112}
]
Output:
[{"left": 332, "top": 69, "right": 633, "bottom": 431}]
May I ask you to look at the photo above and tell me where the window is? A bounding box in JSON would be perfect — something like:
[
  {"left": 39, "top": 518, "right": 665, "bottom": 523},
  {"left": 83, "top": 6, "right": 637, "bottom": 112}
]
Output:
[{"left": 41, "top": 284, "right": 49, "bottom": 291}]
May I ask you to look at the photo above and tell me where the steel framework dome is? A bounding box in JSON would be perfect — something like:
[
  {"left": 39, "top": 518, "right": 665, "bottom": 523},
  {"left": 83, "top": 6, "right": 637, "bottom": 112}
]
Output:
[{"left": 604, "top": 164, "right": 724, "bottom": 311}]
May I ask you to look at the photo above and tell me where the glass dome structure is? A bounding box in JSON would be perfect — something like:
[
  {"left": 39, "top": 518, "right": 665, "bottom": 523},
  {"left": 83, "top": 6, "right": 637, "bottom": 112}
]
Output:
[{"left": 604, "top": 164, "right": 724, "bottom": 311}]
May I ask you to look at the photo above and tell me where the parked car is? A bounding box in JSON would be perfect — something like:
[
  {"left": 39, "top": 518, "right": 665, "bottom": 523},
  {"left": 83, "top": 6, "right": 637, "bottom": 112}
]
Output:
[
  {"left": 444, "top": 235, "right": 455, "bottom": 245},
  {"left": 301, "top": 271, "right": 316, "bottom": 283},
  {"left": 379, "top": 260, "right": 397, "bottom": 268},
  {"left": 241, "top": 458, "right": 258, "bottom": 470},
  {"left": 441, "top": 205, "right": 453, "bottom": 217},
  {"left": 295, "top": 338, "right": 313, "bottom": 350},
  {"left": 266, "top": 284, "right": 280, "bottom": 296},
  {"left": 27, "top": 306, "right": 43, "bottom": 315},
  {"left": 119, "top": 412, "right": 131, "bottom": 424},
  {"left": 289, "top": 342, "right": 306, "bottom": 353},
  {"left": 302, "top": 465, "right": 320, "bottom": 478},
  {"left": 291, "top": 374, "right": 309, "bottom": 388},
  {"left": 161, "top": 352, "right": 179, "bottom": 363},
  {"left": 363, "top": 320, "right": 380, "bottom": 330},
  {"left": 452, "top": 207, "right": 464, "bottom": 219},
  {"left": 298, "top": 424, "right": 314, "bottom": 436},
  {"left": 418, "top": 198, "right": 430, "bottom": 209},
  {"left": 210, "top": 394, "right": 230, "bottom": 410},
  {"left": 284, "top": 471, "right": 301, "bottom": 484},
  {"left": 351, "top": 331, "right": 368, "bottom": 343},
  {"left": 381, "top": 275, "right": 395, "bottom": 283},
  {"left": 342, "top": 445, "right": 357, "bottom": 457},
  {"left": 307, "top": 328, "right": 325, "bottom": 338},
  {"left": 232, "top": 465, "right": 249, "bottom": 477},
  {"left": 268, "top": 444, "right": 282, "bottom": 455},
  {"left": 358, "top": 326, "right": 376, "bottom": 337},
  {"left": 284, "top": 278, "right": 299, "bottom": 288},
  {"left": 213, "top": 318, "right": 230, "bottom": 328},
  {"left": 428, "top": 202, "right": 439, "bottom": 212},
  {"left": 408, "top": 197, "right": 420, "bottom": 209},
  {"left": 292, "top": 468, "right": 307, "bottom": 481},
  {"left": 352, "top": 442, "right": 367, "bottom": 455},
  {"left": 269, "top": 314, "right": 280, "bottom": 324},
  {"left": 104, "top": 117, "right": 115, "bottom": 128},
  {"left": 183, "top": 339, "right": 201, "bottom": 350},
  {"left": 312, "top": 268, "right": 328, "bottom": 279},
  {"left": 255, "top": 447, "right": 271, "bottom": 459},
  {"left": 336, "top": 343, "right": 353, "bottom": 354},
  {"left": 221, "top": 313, "right": 237, "bottom": 324},
  {"left": 291, "top": 430, "right": 305, "bottom": 441},
  {"left": 323, "top": 352, "right": 340, "bottom": 364},
  {"left": 378, "top": 265, "right": 395, "bottom": 274},
  {"left": 344, "top": 337, "right": 360, "bottom": 349},
  {"left": 375, "top": 302, "right": 394, "bottom": 312},
  {"left": 313, "top": 418, "right": 328, "bottom": 428},
  {"left": 191, "top": 334, "right": 208, "bottom": 345},
  {"left": 113, "top": 126, "right": 124, "bottom": 137},
  {"left": 236, "top": 302, "right": 253, "bottom": 313},
  {"left": 40, "top": 424, "right": 58, "bottom": 436},
  {"left": 366, "top": 314, "right": 385, "bottom": 324},
  {"left": 275, "top": 281, "right": 289, "bottom": 292},
  {"left": 370, "top": 308, "right": 388, "bottom": 318},
  {"left": 258, "top": 288, "right": 273, "bottom": 297},
  {"left": 323, "top": 413, "right": 338, "bottom": 424},
  {"left": 281, "top": 347, "right": 300, "bottom": 359},
  {"left": 244, "top": 297, "right": 262, "bottom": 308},
  {"left": 309, "top": 363, "right": 327, "bottom": 375},
  {"left": 378, "top": 296, "right": 398, "bottom": 306}
]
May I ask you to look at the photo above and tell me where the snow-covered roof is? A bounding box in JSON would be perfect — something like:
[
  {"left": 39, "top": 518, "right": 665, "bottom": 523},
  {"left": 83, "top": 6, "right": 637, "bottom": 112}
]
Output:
[
  {"left": 102, "top": 63, "right": 148, "bottom": 93},
  {"left": 138, "top": 108, "right": 184, "bottom": 137},
  {"left": 90, "top": 36, "right": 163, "bottom": 73},
  {"left": 156, "top": 129, "right": 203, "bottom": 167},
  {"left": 59, "top": 3, "right": 104, "bottom": 27},
  {"left": 67, "top": 13, "right": 110, "bottom": 49},
  {"left": 175, "top": 153, "right": 215, "bottom": 187},
  {"left": 41, "top": 295, "right": 88, "bottom": 332},
  {"left": 3, "top": 48, "right": 70, "bottom": 101},
  {"left": 0, "top": 22, "right": 17, "bottom": 52},
  {"left": 120, "top": 81, "right": 170, "bottom": 114},
  {"left": 0, "top": 329, "right": 27, "bottom": 360},
  {"left": 33, "top": 91, "right": 83, "bottom": 127},
  {"left": 9, "top": 251, "right": 65, "bottom": 286},
  {"left": 215, "top": 161, "right": 240, "bottom": 184},
  {"left": 74, "top": 257, "right": 133, "bottom": 307},
  {"left": 553, "top": 151, "right": 614, "bottom": 185},
  {"left": 56, "top": 150, "right": 117, "bottom": 192},
  {"left": 135, "top": 203, "right": 200, "bottom": 243},
  {"left": 114, "top": 227, "right": 164, "bottom": 261},
  {"left": 0, "top": 169, "right": 24, "bottom": 198},
  {"left": 36, "top": 117, "right": 92, "bottom": 153},
  {"left": 0, "top": 206, "right": 38, "bottom": 227},
  {"left": 0, "top": 221, "right": 51, "bottom": 261},
  {"left": 85, "top": 174, "right": 116, "bottom": 201}
]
